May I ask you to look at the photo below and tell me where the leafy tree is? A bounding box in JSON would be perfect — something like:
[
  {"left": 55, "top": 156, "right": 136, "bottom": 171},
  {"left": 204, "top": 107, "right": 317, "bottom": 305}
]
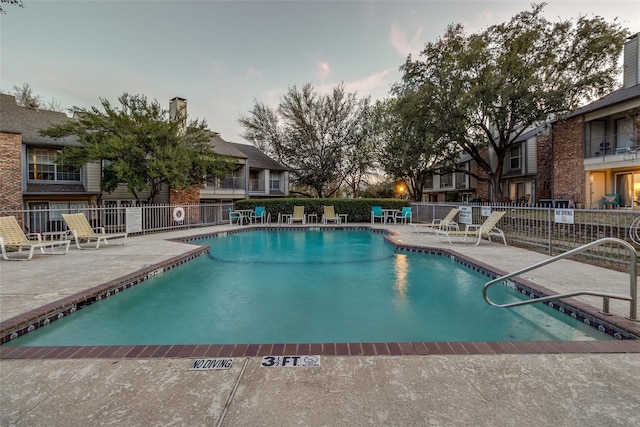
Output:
[
  {"left": 374, "top": 92, "right": 447, "bottom": 202},
  {"left": 398, "top": 3, "right": 629, "bottom": 201},
  {"left": 41, "top": 93, "right": 235, "bottom": 204},
  {"left": 239, "top": 83, "right": 372, "bottom": 198},
  {"left": 0, "top": 0, "right": 23, "bottom": 14}
]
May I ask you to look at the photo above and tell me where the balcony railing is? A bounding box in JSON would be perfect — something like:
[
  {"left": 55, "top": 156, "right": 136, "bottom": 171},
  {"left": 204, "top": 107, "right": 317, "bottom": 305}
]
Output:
[{"left": 585, "top": 130, "right": 639, "bottom": 159}]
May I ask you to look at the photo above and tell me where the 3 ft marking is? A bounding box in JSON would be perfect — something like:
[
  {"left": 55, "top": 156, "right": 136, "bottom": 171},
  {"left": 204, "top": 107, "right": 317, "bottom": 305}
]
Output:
[
  {"left": 261, "top": 355, "right": 320, "bottom": 367},
  {"left": 189, "top": 358, "right": 233, "bottom": 370}
]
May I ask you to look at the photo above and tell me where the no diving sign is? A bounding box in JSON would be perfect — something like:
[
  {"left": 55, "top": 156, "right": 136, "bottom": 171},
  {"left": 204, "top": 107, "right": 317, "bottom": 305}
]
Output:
[
  {"left": 554, "top": 209, "right": 575, "bottom": 224},
  {"left": 261, "top": 355, "right": 320, "bottom": 367},
  {"left": 189, "top": 358, "right": 233, "bottom": 370}
]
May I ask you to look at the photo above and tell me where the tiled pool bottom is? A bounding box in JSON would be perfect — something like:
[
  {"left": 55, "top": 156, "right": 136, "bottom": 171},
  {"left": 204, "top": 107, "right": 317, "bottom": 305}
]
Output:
[{"left": 1, "top": 227, "right": 639, "bottom": 359}]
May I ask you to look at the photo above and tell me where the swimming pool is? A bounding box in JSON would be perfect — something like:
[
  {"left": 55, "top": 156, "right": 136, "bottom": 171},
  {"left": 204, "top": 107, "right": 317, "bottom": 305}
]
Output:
[{"left": 6, "top": 229, "right": 615, "bottom": 346}]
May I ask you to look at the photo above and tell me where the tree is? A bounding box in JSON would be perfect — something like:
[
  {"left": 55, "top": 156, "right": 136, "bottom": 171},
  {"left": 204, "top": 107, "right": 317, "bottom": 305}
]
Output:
[
  {"left": 41, "top": 93, "right": 235, "bottom": 204},
  {"left": 374, "top": 92, "right": 448, "bottom": 202},
  {"left": 238, "top": 83, "right": 372, "bottom": 198},
  {"left": 0, "top": 0, "right": 23, "bottom": 14},
  {"left": 12, "top": 83, "right": 41, "bottom": 109},
  {"left": 398, "top": 4, "right": 629, "bottom": 201}
]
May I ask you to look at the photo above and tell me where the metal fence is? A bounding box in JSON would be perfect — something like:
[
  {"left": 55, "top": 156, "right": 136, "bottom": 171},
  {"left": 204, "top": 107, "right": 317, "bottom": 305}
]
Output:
[
  {"left": 2, "top": 202, "right": 639, "bottom": 270},
  {"left": 412, "top": 202, "right": 640, "bottom": 270},
  {"left": 1, "top": 203, "right": 234, "bottom": 237}
]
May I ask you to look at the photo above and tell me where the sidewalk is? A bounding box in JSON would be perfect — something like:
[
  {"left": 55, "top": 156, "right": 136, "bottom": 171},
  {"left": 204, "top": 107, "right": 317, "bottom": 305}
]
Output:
[{"left": 1, "top": 224, "right": 639, "bottom": 426}]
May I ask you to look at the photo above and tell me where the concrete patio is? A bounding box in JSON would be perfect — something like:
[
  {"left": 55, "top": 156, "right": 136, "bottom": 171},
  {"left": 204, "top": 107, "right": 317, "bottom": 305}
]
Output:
[{"left": 1, "top": 224, "right": 639, "bottom": 426}]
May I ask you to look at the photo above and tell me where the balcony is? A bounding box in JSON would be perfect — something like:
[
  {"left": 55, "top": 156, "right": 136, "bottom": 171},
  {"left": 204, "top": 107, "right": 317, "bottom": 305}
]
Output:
[{"left": 585, "top": 130, "right": 638, "bottom": 159}]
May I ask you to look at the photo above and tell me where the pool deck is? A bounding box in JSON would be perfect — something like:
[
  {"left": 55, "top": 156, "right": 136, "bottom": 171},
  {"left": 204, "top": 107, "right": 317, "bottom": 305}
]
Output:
[{"left": 1, "top": 223, "right": 639, "bottom": 426}]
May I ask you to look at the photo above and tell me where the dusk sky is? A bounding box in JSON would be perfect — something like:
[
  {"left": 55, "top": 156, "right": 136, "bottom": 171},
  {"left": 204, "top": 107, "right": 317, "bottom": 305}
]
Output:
[{"left": 2, "top": 1, "right": 639, "bottom": 143}]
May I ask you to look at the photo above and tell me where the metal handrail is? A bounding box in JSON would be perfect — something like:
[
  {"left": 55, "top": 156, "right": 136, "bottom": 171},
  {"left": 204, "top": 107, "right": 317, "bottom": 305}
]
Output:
[{"left": 482, "top": 238, "right": 638, "bottom": 321}]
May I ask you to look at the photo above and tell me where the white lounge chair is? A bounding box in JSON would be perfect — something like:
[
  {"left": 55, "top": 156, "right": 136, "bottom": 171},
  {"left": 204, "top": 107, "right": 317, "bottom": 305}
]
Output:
[
  {"left": 62, "top": 213, "right": 128, "bottom": 249},
  {"left": 411, "top": 208, "right": 460, "bottom": 233},
  {"left": 0, "top": 216, "right": 70, "bottom": 261},
  {"left": 435, "top": 211, "right": 507, "bottom": 246}
]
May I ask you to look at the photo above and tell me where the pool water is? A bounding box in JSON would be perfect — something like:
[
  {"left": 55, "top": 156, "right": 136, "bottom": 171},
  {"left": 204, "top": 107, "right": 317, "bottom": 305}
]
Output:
[{"left": 8, "top": 229, "right": 612, "bottom": 346}]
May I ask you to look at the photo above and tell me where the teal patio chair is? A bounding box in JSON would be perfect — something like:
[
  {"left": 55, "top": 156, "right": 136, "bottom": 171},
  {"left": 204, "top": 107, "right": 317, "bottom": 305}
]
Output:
[
  {"left": 229, "top": 208, "right": 243, "bottom": 226},
  {"left": 251, "top": 206, "right": 268, "bottom": 223},
  {"left": 394, "top": 207, "right": 413, "bottom": 224},
  {"left": 371, "top": 206, "right": 384, "bottom": 224}
]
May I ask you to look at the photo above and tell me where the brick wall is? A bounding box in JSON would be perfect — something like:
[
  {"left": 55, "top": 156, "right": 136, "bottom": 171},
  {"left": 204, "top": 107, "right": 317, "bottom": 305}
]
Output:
[
  {"left": 0, "top": 132, "right": 23, "bottom": 210},
  {"left": 552, "top": 116, "right": 584, "bottom": 205},
  {"left": 474, "top": 147, "right": 490, "bottom": 201},
  {"left": 169, "top": 186, "right": 201, "bottom": 222},
  {"left": 536, "top": 131, "right": 553, "bottom": 200}
]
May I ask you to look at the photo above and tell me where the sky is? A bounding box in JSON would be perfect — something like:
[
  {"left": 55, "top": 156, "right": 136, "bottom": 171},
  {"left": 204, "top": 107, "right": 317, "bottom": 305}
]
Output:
[{"left": 1, "top": 0, "right": 639, "bottom": 143}]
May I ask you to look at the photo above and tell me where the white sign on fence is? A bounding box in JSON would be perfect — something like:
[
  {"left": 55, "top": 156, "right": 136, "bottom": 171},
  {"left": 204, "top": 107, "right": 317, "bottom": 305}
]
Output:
[
  {"left": 458, "top": 206, "right": 473, "bottom": 225},
  {"left": 481, "top": 206, "right": 492, "bottom": 217},
  {"left": 554, "top": 209, "right": 575, "bottom": 224},
  {"left": 126, "top": 207, "right": 143, "bottom": 233}
]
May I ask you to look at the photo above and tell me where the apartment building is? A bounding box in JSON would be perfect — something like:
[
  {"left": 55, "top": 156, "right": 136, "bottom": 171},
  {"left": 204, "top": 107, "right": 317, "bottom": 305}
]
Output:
[{"left": 0, "top": 95, "right": 289, "bottom": 216}]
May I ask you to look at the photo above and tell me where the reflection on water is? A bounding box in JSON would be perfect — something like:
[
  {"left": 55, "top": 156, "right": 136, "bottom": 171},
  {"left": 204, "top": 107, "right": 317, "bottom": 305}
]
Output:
[{"left": 394, "top": 254, "right": 409, "bottom": 300}]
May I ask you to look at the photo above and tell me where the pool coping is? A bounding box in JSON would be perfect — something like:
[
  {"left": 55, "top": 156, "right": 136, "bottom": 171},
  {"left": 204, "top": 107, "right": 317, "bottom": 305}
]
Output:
[{"left": 2, "top": 225, "right": 639, "bottom": 359}]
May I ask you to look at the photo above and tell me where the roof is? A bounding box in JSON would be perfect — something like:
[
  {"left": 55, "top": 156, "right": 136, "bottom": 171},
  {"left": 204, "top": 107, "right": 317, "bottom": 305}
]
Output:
[
  {"left": 568, "top": 84, "right": 640, "bottom": 118},
  {"left": 513, "top": 124, "right": 550, "bottom": 143},
  {"left": 206, "top": 132, "right": 248, "bottom": 159},
  {"left": 0, "top": 93, "right": 80, "bottom": 147},
  {"left": 230, "top": 142, "right": 288, "bottom": 171}
]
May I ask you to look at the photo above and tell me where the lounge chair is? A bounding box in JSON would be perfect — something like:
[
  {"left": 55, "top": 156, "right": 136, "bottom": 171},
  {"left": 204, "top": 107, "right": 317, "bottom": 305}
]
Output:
[
  {"left": 62, "top": 213, "right": 128, "bottom": 249},
  {"left": 289, "top": 206, "right": 306, "bottom": 224},
  {"left": 371, "top": 206, "right": 384, "bottom": 224},
  {"left": 435, "top": 211, "right": 507, "bottom": 246},
  {"left": 251, "top": 206, "right": 269, "bottom": 223},
  {"left": 411, "top": 208, "right": 460, "bottom": 233},
  {"left": 0, "top": 216, "right": 70, "bottom": 261},
  {"left": 228, "top": 208, "right": 243, "bottom": 226},
  {"left": 394, "top": 207, "right": 413, "bottom": 224},
  {"left": 322, "top": 206, "right": 341, "bottom": 224}
]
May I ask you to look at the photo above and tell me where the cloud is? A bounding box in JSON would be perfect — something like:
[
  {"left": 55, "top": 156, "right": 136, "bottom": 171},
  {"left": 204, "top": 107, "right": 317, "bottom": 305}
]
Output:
[
  {"left": 313, "top": 68, "right": 397, "bottom": 100},
  {"left": 389, "top": 21, "right": 423, "bottom": 59},
  {"left": 316, "top": 61, "right": 330, "bottom": 82}
]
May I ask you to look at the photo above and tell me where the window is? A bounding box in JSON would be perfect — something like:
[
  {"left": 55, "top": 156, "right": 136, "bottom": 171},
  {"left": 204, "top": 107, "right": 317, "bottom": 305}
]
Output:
[
  {"left": 455, "top": 172, "right": 467, "bottom": 189},
  {"left": 269, "top": 172, "right": 281, "bottom": 191},
  {"left": 28, "top": 147, "right": 80, "bottom": 182},
  {"left": 440, "top": 172, "right": 453, "bottom": 188},
  {"left": 510, "top": 145, "right": 521, "bottom": 170},
  {"left": 424, "top": 175, "right": 433, "bottom": 189}
]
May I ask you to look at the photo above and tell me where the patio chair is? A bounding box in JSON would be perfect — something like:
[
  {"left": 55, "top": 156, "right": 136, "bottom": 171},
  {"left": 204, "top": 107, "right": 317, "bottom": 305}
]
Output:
[
  {"left": 394, "top": 207, "right": 413, "bottom": 224},
  {"left": 371, "top": 206, "right": 384, "bottom": 224},
  {"left": 435, "top": 211, "right": 507, "bottom": 246},
  {"left": 228, "top": 208, "right": 243, "bottom": 226},
  {"left": 322, "top": 206, "right": 341, "bottom": 224},
  {"left": 602, "top": 193, "right": 619, "bottom": 209},
  {"left": 62, "top": 213, "right": 128, "bottom": 249},
  {"left": 251, "top": 206, "right": 269, "bottom": 223},
  {"left": 0, "top": 216, "right": 70, "bottom": 261},
  {"left": 289, "top": 206, "right": 306, "bottom": 224},
  {"left": 411, "top": 208, "right": 460, "bottom": 233}
]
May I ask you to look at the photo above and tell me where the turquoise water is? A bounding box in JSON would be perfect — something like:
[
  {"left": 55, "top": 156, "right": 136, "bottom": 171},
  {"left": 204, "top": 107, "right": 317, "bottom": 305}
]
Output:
[{"left": 8, "top": 229, "right": 612, "bottom": 346}]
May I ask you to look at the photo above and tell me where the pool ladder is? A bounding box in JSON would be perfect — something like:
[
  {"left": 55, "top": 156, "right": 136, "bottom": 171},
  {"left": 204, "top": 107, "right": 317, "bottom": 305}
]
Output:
[{"left": 482, "top": 238, "right": 638, "bottom": 321}]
